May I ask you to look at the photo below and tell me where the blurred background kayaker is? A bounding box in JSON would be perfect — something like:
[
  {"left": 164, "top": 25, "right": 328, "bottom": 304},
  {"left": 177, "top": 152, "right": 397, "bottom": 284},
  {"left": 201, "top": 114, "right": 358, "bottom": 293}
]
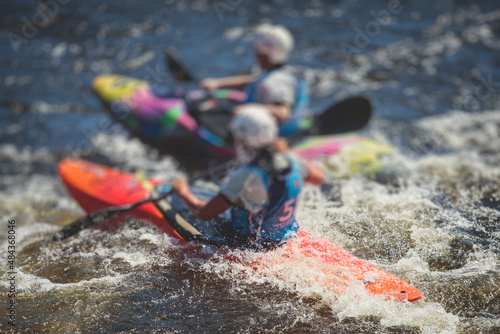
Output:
[{"left": 200, "top": 23, "right": 310, "bottom": 137}]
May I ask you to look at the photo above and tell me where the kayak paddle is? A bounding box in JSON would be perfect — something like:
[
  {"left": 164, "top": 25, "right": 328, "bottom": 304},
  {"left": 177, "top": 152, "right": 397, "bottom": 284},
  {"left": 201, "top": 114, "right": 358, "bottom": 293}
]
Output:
[
  {"left": 52, "top": 160, "right": 237, "bottom": 242},
  {"left": 195, "top": 96, "right": 372, "bottom": 143},
  {"left": 51, "top": 193, "right": 169, "bottom": 241},
  {"left": 166, "top": 49, "right": 238, "bottom": 115},
  {"left": 166, "top": 49, "right": 195, "bottom": 82},
  {"left": 292, "top": 96, "right": 372, "bottom": 140}
]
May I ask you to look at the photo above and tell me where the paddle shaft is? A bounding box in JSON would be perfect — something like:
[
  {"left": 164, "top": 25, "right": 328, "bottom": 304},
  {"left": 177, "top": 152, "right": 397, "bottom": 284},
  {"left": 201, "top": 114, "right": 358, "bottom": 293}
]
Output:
[
  {"left": 52, "top": 160, "right": 237, "bottom": 241},
  {"left": 166, "top": 49, "right": 239, "bottom": 115}
]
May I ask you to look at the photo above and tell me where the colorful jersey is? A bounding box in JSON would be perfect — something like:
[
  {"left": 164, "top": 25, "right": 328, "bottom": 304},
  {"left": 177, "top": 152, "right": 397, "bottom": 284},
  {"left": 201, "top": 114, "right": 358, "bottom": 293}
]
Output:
[
  {"left": 220, "top": 153, "right": 307, "bottom": 241},
  {"left": 244, "top": 67, "right": 309, "bottom": 137}
]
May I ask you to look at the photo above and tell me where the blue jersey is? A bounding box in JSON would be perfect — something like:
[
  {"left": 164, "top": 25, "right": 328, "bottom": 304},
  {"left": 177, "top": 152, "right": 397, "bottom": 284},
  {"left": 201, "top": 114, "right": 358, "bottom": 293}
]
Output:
[
  {"left": 244, "top": 68, "right": 309, "bottom": 137},
  {"left": 222, "top": 154, "right": 304, "bottom": 241}
]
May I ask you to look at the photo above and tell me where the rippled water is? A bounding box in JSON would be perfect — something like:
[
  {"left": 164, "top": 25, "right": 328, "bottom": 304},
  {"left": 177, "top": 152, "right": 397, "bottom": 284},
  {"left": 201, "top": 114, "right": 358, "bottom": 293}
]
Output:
[{"left": 1, "top": 0, "right": 499, "bottom": 333}]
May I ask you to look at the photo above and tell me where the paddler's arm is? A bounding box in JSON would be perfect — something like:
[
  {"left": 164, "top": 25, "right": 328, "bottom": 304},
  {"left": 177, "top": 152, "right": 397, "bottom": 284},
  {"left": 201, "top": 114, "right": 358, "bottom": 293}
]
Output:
[
  {"left": 303, "top": 162, "right": 324, "bottom": 186},
  {"left": 272, "top": 138, "right": 324, "bottom": 186},
  {"left": 200, "top": 74, "right": 256, "bottom": 92},
  {"left": 171, "top": 178, "right": 231, "bottom": 221}
]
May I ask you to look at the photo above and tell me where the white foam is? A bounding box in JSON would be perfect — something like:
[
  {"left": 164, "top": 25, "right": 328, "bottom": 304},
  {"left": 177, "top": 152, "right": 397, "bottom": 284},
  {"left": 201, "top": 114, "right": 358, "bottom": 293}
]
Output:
[
  {"left": 91, "top": 132, "right": 181, "bottom": 180},
  {"left": 112, "top": 251, "right": 150, "bottom": 267},
  {"left": 1, "top": 270, "right": 129, "bottom": 295},
  {"left": 224, "top": 26, "right": 247, "bottom": 40},
  {"left": 418, "top": 110, "right": 500, "bottom": 152}
]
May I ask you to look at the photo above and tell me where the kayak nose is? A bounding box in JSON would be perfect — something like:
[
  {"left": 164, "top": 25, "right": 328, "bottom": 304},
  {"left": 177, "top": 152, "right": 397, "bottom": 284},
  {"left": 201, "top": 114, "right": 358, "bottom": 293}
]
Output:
[
  {"left": 92, "top": 74, "right": 148, "bottom": 104},
  {"left": 92, "top": 74, "right": 120, "bottom": 104},
  {"left": 91, "top": 74, "right": 109, "bottom": 93}
]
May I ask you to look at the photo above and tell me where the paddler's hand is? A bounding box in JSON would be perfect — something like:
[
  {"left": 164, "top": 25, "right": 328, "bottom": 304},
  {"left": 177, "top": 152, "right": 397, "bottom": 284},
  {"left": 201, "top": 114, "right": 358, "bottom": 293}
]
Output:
[
  {"left": 273, "top": 137, "right": 289, "bottom": 152},
  {"left": 200, "top": 78, "right": 219, "bottom": 92},
  {"left": 171, "top": 178, "right": 189, "bottom": 196}
]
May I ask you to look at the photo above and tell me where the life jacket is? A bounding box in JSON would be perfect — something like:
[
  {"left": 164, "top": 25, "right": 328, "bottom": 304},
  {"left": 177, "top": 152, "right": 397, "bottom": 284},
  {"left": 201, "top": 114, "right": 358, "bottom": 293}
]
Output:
[
  {"left": 244, "top": 67, "right": 309, "bottom": 137},
  {"left": 230, "top": 149, "right": 303, "bottom": 241}
]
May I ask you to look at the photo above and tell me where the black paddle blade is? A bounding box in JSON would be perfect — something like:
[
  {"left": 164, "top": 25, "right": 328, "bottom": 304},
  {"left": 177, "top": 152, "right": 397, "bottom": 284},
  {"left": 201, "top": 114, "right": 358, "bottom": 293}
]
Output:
[
  {"left": 165, "top": 50, "right": 194, "bottom": 82},
  {"left": 314, "top": 97, "right": 372, "bottom": 135},
  {"left": 52, "top": 204, "right": 137, "bottom": 241}
]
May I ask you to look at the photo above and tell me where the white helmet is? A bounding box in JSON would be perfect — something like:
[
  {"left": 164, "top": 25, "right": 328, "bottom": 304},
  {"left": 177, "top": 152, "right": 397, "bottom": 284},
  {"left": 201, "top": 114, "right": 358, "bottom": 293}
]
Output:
[
  {"left": 230, "top": 105, "right": 278, "bottom": 161},
  {"left": 253, "top": 23, "right": 294, "bottom": 65}
]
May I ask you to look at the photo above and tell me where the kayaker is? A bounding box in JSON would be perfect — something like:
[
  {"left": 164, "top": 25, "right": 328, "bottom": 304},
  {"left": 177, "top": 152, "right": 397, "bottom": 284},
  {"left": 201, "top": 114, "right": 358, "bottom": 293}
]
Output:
[
  {"left": 171, "top": 105, "right": 323, "bottom": 250},
  {"left": 199, "top": 23, "right": 309, "bottom": 137}
]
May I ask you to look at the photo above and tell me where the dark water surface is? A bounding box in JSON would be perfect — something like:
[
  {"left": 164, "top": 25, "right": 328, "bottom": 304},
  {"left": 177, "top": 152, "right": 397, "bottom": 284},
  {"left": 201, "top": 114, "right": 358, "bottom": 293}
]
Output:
[{"left": 1, "top": 0, "right": 500, "bottom": 333}]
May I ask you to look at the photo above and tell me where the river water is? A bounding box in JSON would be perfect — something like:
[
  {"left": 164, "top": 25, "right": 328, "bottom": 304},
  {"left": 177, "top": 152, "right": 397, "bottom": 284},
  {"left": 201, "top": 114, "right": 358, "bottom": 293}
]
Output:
[{"left": 1, "top": 0, "right": 499, "bottom": 333}]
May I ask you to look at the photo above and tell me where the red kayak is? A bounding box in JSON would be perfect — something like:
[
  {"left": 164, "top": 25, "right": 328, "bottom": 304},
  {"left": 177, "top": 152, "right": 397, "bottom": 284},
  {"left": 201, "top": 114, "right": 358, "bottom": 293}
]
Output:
[{"left": 58, "top": 158, "right": 423, "bottom": 302}]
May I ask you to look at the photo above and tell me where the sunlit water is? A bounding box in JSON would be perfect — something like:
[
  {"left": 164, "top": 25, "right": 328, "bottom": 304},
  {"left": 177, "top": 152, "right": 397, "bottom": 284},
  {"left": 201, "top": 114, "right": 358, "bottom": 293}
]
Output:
[{"left": 1, "top": 0, "right": 499, "bottom": 333}]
